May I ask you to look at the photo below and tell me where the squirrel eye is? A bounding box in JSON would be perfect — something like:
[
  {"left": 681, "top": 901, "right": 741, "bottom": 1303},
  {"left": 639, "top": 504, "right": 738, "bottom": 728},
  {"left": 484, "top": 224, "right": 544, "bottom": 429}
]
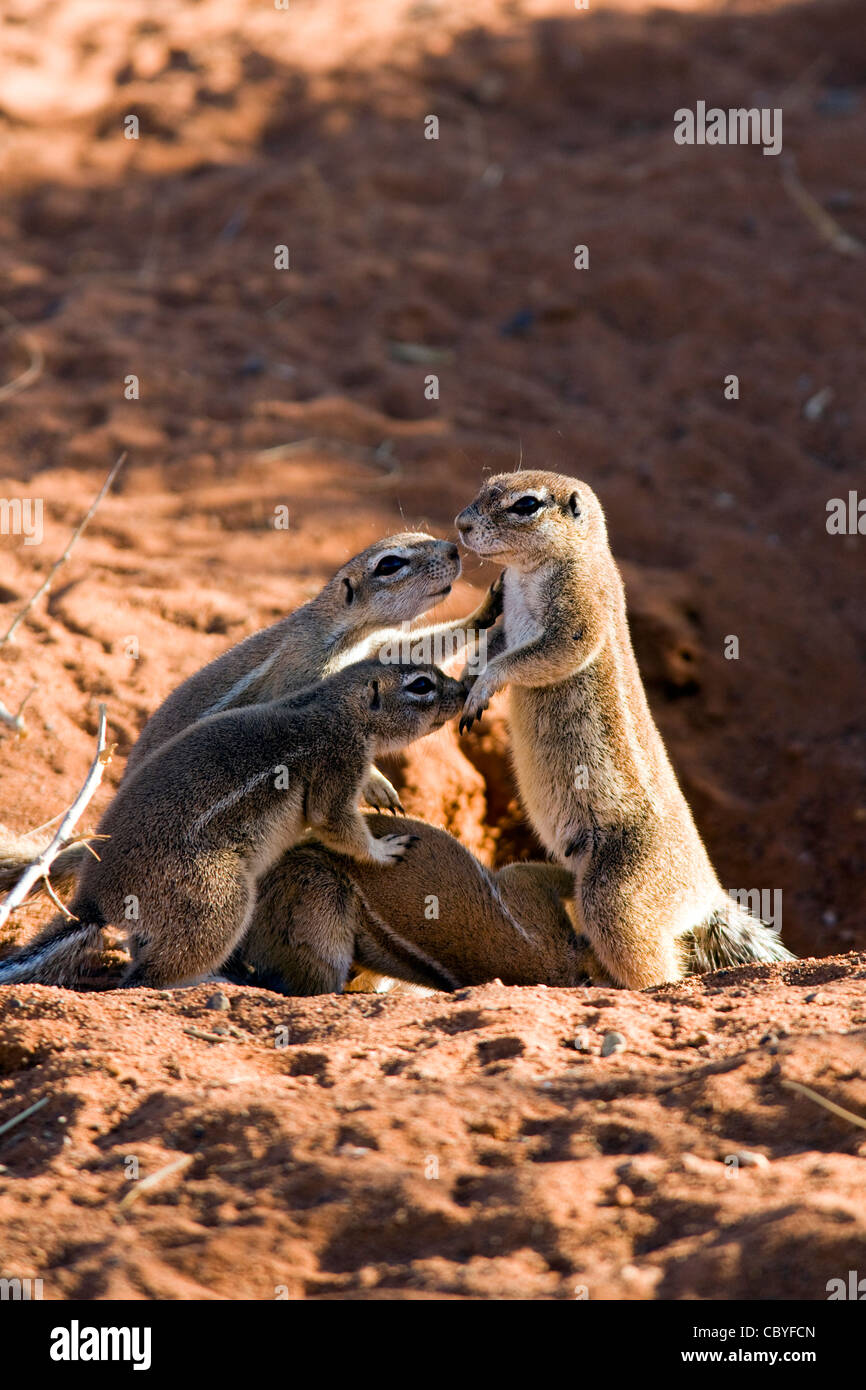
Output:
[
  {"left": 406, "top": 676, "right": 435, "bottom": 694},
  {"left": 374, "top": 555, "right": 408, "bottom": 576},
  {"left": 508, "top": 496, "right": 543, "bottom": 515}
]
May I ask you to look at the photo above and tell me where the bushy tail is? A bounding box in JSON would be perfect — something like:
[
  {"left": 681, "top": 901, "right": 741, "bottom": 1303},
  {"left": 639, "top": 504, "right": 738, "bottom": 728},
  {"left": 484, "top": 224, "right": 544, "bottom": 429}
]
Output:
[
  {"left": 0, "top": 834, "right": 86, "bottom": 899},
  {"left": 0, "top": 916, "right": 104, "bottom": 986},
  {"left": 685, "top": 903, "right": 795, "bottom": 973}
]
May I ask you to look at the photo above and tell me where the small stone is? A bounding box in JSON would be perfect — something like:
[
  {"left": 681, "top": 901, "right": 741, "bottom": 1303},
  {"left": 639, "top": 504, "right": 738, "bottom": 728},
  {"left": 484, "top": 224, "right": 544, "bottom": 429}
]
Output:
[
  {"left": 682, "top": 1152, "right": 710, "bottom": 1174},
  {"left": 804, "top": 991, "right": 820, "bottom": 1003},
  {"left": 206, "top": 992, "right": 230, "bottom": 1012},
  {"left": 337, "top": 1144, "right": 371, "bottom": 1159},
  {"left": 733, "top": 1149, "right": 769, "bottom": 1169},
  {"left": 614, "top": 1184, "right": 634, "bottom": 1207},
  {"left": 601, "top": 1030, "right": 626, "bottom": 1057},
  {"left": 573, "top": 1028, "right": 591, "bottom": 1053}
]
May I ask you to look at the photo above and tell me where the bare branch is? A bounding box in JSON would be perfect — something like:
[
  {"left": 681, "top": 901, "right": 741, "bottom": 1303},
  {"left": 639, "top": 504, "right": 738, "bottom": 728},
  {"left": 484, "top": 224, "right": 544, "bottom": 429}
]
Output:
[
  {"left": 0, "top": 452, "right": 128, "bottom": 649},
  {"left": 0, "top": 684, "right": 36, "bottom": 733},
  {"left": 0, "top": 306, "right": 45, "bottom": 404},
  {"left": 0, "top": 704, "right": 112, "bottom": 929},
  {"left": 781, "top": 1077, "right": 866, "bottom": 1130},
  {"left": 781, "top": 155, "right": 864, "bottom": 257}
]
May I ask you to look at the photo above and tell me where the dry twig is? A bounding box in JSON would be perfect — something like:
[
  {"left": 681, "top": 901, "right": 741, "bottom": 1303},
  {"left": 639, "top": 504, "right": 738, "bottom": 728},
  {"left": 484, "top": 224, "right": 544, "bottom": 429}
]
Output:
[
  {"left": 117, "top": 1153, "right": 196, "bottom": 1211},
  {"left": 781, "top": 1077, "right": 866, "bottom": 1130},
  {"left": 0, "top": 1095, "right": 49, "bottom": 1140},
  {"left": 781, "top": 155, "right": 864, "bottom": 257},
  {"left": 0, "top": 452, "right": 127, "bottom": 648},
  {"left": 0, "top": 704, "right": 112, "bottom": 929},
  {"left": 0, "top": 684, "right": 36, "bottom": 734},
  {"left": 0, "top": 306, "right": 45, "bottom": 403}
]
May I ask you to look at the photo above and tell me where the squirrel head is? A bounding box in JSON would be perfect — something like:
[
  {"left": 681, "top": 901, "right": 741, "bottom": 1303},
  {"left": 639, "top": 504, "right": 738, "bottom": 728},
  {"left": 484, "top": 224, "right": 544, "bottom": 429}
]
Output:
[
  {"left": 344, "top": 660, "right": 466, "bottom": 751},
  {"left": 331, "top": 533, "right": 461, "bottom": 625},
  {"left": 455, "top": 471, "right": 606, "bottom": 568}
]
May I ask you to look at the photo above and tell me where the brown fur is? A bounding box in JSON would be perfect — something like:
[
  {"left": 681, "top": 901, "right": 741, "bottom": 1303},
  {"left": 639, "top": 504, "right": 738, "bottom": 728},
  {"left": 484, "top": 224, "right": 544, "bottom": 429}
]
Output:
[
  {"left": 0, "top": 663, "right": 466, "bottom": 989},
  {"left": 0, "top": 533, "right": 500, "bottom": 901},
  {"left": 455, "top": 470, "right": 793, "bottom": 989},
  {"left": 235, "top": 814, "right": 600, "bottom": 996}
]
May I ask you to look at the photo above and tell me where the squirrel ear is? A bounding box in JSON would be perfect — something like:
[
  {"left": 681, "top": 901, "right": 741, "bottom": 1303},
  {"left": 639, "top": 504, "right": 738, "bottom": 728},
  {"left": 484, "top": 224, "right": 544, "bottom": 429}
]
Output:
[
  {"left": 368, "top": 679, "right": 380, "bottom": 711},
  {"left": 568, "top": 491, "right": 581, "bottom": 519},
  {"left": 343, "top": 576, "right": 355, "bottom": 606}
]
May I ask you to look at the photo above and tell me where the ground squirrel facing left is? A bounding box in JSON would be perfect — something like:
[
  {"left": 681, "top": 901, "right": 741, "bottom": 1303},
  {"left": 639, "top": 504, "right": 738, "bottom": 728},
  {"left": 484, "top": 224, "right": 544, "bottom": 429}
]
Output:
[
  {"left": 0, "top": 661, "right": 465, "bottom": 989},
  {"left": 456, "top": 470, "right": 794, "bottom": 989}
]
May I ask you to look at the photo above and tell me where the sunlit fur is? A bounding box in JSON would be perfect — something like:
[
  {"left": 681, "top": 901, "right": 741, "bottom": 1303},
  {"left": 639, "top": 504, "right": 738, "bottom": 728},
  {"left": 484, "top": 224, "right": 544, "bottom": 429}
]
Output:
[{"left": 456, "top": 470, "right": 794, "bottom": 989}]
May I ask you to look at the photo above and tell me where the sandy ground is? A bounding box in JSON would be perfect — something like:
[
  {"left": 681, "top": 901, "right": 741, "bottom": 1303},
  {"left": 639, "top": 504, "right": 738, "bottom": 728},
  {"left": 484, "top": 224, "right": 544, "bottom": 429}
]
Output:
[
  {"left": 1, "top": 959, "right": 865, "bottom": 1300},
  {"left": 0, "top": 0, "right": 864, "bottom": 1298}
]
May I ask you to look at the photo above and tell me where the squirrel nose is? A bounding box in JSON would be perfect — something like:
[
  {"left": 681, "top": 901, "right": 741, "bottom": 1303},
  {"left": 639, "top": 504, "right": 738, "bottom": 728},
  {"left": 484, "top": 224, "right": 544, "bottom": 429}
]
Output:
[
  {"left": 455, "top": 509, "right": 473, "bottom": 536},
  {"left": 447, "top": 544, "right": 459, "bottom": 562}
]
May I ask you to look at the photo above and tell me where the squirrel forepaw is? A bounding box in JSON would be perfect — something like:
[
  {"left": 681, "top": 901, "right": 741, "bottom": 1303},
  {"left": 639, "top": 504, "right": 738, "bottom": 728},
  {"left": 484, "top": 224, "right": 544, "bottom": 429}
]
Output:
[
  {"left": 372, "top": 833, "right": 418, "bottom": 864},
  {"left": 474, "top": 570, "right": 505, "bottom": 629},
  {"left": 459, "top": 675, "right": 496, "bottom": 734},
  {"left": 362, "top": 770, "right": 403, "bottom": 815}
]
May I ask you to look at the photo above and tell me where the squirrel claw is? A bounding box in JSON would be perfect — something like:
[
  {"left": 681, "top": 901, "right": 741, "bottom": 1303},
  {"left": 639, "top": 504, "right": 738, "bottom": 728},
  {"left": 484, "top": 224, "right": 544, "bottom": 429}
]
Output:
[
  {"left": 475, "top": 570, "right": 505, "bottom": 629},
  {"left": 374, "top": 832, "right": 416, "bottom": 864}
]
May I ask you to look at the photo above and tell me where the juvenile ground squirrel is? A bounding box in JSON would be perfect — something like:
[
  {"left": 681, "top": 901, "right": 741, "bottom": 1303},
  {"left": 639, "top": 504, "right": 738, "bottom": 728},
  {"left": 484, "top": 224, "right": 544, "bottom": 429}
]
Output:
[
  {"left": 234, "top": 814, "right": 594, "bottom": 995},
  {"left": 0, "top": 662, "right": 465, "bottom": 989},
  {"left": 0, "top": 532, "right": 500, "bottom": 900},
  {"left": 456, "top": 470, "right": 794, "bottom": 989}
]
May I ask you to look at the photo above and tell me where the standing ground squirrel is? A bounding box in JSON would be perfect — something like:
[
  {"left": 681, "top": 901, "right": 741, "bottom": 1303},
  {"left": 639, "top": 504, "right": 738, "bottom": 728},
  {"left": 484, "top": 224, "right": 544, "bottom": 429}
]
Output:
[
  {"left": 0, "top": 532, "right": 500, "bottom": 900},
  {"left": 455, "top": 470, "right": 794, "bottom": 989},
  {"left": 235, "top": 813, "right": 594, "bottom": 995},
  {"left": 0, "top": 662, "right": 466, "bottom": 989}
]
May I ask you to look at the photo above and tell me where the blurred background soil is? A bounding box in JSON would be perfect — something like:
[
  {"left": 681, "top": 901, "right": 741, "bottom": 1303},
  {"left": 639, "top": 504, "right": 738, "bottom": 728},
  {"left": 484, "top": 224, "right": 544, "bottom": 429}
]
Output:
[{"left": 0, "top": 0, "right": 864, "bottom": 1300}]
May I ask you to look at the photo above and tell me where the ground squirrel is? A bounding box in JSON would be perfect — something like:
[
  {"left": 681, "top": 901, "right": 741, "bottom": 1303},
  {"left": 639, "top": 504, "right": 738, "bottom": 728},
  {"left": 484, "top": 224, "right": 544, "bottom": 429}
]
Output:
[
  {"left": 232, "top": 814, "right": 594, "bottom": 995},
  {"left": 0, "top": 532, "right": 500, "bottom": 900},
  {"left": 455, "top": 470, "right": 794, "bottom": 989},
  {"left": 0, "top": 662, "right": 465, "bottom": 989}
]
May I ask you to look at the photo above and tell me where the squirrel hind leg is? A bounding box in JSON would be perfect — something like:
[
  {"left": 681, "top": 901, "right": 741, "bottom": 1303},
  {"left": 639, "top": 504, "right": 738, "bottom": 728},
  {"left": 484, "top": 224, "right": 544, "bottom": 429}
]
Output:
[
  {"left": 242, "top": 846, "right": 360, "bottom": 995},
  {"left": 121, "top": 873, "right": 254, "bottom": 989}
]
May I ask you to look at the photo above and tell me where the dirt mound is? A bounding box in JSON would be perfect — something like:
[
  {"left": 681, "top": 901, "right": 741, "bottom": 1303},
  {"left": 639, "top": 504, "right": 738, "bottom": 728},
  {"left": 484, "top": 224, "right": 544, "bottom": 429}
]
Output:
[{"left": 1, "top": 956, "right": 864, "bottom": 1299}]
